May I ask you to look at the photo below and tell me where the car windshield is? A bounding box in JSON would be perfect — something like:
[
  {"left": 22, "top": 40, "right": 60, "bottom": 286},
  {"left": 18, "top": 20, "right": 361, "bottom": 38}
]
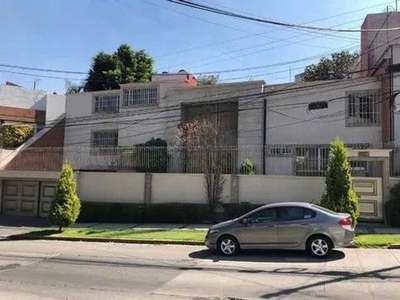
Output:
[{"left": 311, "top": 204, "right": 339, "bottom": 215}]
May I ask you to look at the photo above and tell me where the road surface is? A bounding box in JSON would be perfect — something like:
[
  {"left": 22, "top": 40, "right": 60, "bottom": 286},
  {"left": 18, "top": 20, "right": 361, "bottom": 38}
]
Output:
[{"left": 0, "top": 240, "right": 399, "bottom": 299}]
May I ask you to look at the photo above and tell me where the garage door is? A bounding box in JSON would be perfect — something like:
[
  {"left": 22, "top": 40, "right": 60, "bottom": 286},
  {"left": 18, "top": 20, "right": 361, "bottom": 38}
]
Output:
[
  {"left": 353, "top": 177, "right": 383, "bottom": 221},
  {"left": 1, "top": 181, "right": 39, "bottom": 216}
]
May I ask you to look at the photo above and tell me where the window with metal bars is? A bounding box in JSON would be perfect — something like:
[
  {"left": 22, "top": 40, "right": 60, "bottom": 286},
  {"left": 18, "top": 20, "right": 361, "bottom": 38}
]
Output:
[
  {"left": 122, "top": 87, "right": 158, "bottom": 107},
  {"left": 346, "top": 91, "right": 380, "bottom": 126},
  {"left": 93, "top": 94, "right": 119, "bottom": 113},
  {"left": 91, "top": 130, "right": 118, "bottom": 148}
]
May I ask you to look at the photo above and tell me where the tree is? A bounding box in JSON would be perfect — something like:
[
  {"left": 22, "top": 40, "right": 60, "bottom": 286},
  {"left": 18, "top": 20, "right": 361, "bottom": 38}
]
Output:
[
  {"left": 64, "top": 80, "right": 83, "bottom": 94},
  {"left": 302, "top": 51, "right": 359, "bottom": 81},
  {"left": 177, "top": 120, "right": 226, "bottom": 221},
  {"left": 84, "top": 44, "right": 155, "bottom": 92},
  {"left": 49, "top": 163, "right": 81, "bottom": 232},
  {"left": 197, "top": 74, "right": 220, "bottom": 86},
  {"left": 320, "top": 138, "right": 359, "bottom": 226}
]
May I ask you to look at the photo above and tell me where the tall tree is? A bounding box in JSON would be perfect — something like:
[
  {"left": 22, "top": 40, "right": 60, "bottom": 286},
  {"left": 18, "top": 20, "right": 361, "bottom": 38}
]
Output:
[
  {"left": 84, "top": 44, "right": 155, "bottom": 92},
  {"left": 302, "top": 51, "right": 359, "bottom": 81},
  {"left": 64, "top": 80, "right": 83, "bottom": 94},
  {"left": 197, "top": 74, "right": 220, "bottom": 86},
  {"left": 320, "top": 138, "right": 359, "bottom": 226},
  {"left": 177, "top": 120, "right": 227, "bottom": 221}
]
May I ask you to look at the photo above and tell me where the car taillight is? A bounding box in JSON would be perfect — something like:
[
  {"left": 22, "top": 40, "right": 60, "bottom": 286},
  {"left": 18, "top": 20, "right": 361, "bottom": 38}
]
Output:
[{"left": 338, "top": 217, "right": 352, "bottom": 230}]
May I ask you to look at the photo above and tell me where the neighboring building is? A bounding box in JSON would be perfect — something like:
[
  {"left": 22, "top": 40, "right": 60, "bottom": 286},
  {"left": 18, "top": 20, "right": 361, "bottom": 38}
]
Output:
[
  {"left": 0, "top": 82, "right": 66, "bottom": 130},
  {"left": 359, "top": 11, "right": 400, "bottom": 174},
  {"left": 0, "top": 82, "right": 66, "bottom": 171},
  {"left": 264, "top": 77, "right": 383, "bottom": 176}
]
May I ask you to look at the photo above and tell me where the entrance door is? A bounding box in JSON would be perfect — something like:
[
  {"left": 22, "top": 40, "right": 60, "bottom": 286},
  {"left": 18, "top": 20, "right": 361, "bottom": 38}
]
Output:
[{"left": 1, "top": 181, "right": 39, "bottom": 216}]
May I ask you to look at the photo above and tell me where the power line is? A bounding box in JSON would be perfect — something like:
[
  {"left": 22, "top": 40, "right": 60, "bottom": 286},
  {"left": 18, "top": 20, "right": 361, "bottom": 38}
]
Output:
[
  {"left": 153, "top": 1, "right": 392, "bottom": 60},
  {"left": 166, "top": 0, "right": 400, "bottom": 33}
]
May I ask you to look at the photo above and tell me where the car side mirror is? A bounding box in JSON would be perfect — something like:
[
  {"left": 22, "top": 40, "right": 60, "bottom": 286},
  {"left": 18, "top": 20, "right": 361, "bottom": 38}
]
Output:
[{"left": 242, "top": 218, "right": 248, "bottom": 225}]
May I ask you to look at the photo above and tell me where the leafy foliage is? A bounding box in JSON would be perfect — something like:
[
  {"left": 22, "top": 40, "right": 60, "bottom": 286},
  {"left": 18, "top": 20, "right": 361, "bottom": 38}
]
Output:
[
  {"left": 385, "top": 183, "right": 400, "bottom": 227},
  {"left": 64, "top": 80, "right": 84, "bottom": 94},
  {"left": 320, "top": 138, "right": 359, "bottom": 226},
  {"left": 303, "top": 51, "right": 359, "bottom": 81},
  {"left": 197, "top": 74, "right": 219, "bottom": 86},
  {"left": 1, "top": 125, "right": 34, "bottom": 149},
  {"left": 49, "top": 163, "right": 81, "bottom": 232},
  {"left": 239, "top": 159, "right": 256, "bottom": 175},
  {"left": 135, "top": 138, "right": 169, "bottom": 173},
  {"left": 84, "top": 44, "right": 155, "bottom": 91}
]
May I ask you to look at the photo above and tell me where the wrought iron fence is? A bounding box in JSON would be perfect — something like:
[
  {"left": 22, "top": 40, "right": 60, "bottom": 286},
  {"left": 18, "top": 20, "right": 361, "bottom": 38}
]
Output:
[{"left": 0, "top": 143, "right": 392, "bottom": 177}]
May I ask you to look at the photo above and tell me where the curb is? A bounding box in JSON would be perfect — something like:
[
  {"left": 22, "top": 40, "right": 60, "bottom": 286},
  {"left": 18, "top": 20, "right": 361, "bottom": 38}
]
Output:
[{"left": 6, "top": 235, "right": 204, "bottom": 246}]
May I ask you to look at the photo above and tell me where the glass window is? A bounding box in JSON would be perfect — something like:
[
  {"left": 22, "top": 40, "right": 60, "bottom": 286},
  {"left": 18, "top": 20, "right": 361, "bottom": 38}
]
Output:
[
  {"left": 248, "top": 208, "right": 277, "bottom": 223},
  {"left": 122, "top": 87, "right": 158, "bottom": 107},
  {"left": 277, "top": 207, "right": 316, "bottom": 221}
]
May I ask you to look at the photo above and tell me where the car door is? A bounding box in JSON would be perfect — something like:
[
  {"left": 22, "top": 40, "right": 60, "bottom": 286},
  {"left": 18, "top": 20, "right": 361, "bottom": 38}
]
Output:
[
  {"left": 235, "top": 207, "right": 279, "bottom": 249},
  {"left": 275, "top": 207, "right": 316, "bottom": 248}
]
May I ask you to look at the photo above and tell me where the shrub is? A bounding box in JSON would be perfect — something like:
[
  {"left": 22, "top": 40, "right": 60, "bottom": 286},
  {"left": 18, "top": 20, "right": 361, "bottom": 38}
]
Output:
[
  {"left": 385, "top": 183, "right": 400, "bottom": 227},
  {"left": 49, "top": 163, "right": 81, "bottom": 232},
  {"left": 320, "top": 138, "right": 359, "bottom": 226},
  {"left": 135, "top": 138, "right": 169, "bottom": 173},
  {"left": 239, "top": 159, "right": 255, "bottom": 175},
  {"left": 1, "top": 124, "right": 34, "bottom": 149}
]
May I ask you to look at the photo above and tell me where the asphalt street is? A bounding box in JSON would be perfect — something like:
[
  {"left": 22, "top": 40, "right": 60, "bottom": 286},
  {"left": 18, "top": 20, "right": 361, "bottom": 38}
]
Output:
[{"left": 0, "top": 240, "right": 399, "bottom": 299}]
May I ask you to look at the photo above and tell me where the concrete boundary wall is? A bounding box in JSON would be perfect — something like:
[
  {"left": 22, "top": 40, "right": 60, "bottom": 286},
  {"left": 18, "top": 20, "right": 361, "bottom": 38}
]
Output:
[{"left": 0, "top": 171, "right": 328, "bottom": 205}]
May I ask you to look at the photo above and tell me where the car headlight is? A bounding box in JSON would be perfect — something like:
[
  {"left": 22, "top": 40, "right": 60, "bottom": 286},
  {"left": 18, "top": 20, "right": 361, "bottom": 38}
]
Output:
[{"left": 209, "top": 229, "right": 220, "bottom": 235}]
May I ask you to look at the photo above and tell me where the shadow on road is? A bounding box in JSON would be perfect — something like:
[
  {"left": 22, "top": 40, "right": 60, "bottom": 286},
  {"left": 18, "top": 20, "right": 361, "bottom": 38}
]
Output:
[
  {"left": 189, "top": 249, "right": 345, "bottom": 263},
  {"left": 0, "top": 215, "right": 50, "bottom": 228}
]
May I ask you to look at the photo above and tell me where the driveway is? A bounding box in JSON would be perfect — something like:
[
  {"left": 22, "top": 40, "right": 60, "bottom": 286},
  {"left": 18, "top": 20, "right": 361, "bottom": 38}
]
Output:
[{"left": 0, "top": 240, "right": 399, "bottom": 299}]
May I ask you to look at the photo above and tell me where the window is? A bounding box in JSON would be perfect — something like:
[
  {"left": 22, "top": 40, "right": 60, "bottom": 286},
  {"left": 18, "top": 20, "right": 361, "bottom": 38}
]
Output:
[
  {"left": 91, "top": 130, "right": 118, "bottom": 148},
  {"left": 295, "top": 146, "right": 328, "bottom": 176},
  {"left": 346, "top": 91, "right": 380, "bottom": 126},
  {"left": 93, "top": 94, "right": 119, "bottom": 113},
  {"left": 248, "top": 208, "right": 277, "bottom": 223},
  {"left": 122, "top": 87, "right": 158, "bottom": 107},
  {"left": 277, "top": 207, "right": 316, "bottom": 221},
  {"left": 269, "top": 146, "right": 292, "bottom": 156}
]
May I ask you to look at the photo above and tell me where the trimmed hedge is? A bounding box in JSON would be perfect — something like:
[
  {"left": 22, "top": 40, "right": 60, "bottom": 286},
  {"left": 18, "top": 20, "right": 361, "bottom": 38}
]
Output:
[
  {"left": 78, "top": 202, "right": 260, "bottom": 224},
  {"left": 386, "top": 183, "right": 400, "bottom": 227}
]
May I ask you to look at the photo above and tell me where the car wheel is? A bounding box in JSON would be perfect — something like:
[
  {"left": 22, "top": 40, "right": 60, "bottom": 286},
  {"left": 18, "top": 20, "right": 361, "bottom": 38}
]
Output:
[
  {"left": 307, "top": 235, "right": 332, "bottom": 258},
  {"left": 218, "top": 235, "right": 239, "bottom": 256}
]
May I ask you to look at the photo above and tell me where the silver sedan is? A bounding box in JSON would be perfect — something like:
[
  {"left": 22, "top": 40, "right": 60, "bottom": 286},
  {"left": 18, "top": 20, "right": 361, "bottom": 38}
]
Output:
[{"left": 205, "top": 202, "right": 355, "bottom": 258}]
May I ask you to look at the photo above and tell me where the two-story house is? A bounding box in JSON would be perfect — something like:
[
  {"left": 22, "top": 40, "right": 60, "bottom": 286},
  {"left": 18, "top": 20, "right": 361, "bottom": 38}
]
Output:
[{"left": 63, "top": 71, "right": 265, "bottom": 172}]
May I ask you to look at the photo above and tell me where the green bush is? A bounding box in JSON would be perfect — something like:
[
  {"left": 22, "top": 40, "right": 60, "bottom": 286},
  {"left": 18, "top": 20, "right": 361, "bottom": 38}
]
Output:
[
  {"left": 320, "top": 138, "right": 359, "bottom": 226},
  {"left": 385, "top": 183, "right": 400, "bottom": 227},
  {"left": 77, "top": 202, "right": 261, "bottom": 224},
  {"left": 135, "top": 138, "right": 169, "bottom": 173},
  {"left": 239, "top": 159, "right": 255, "bottom": 175},
  {"left": 1, "top": 124, "right": 34, "bottom": 149},
  {"left": 49, "top": 163, "right": 81, "bottom": 232}
]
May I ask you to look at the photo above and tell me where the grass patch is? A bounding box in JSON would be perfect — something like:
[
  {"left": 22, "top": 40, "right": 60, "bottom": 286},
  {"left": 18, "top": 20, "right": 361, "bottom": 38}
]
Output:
[
  {"left": 354, "top": 234, "right": 400, "bottom": 248},
  {"left": 10, "top": 229, "right": 400, "bottom": 248},
  {"left": 11, "top": 228, "right": 207, "bottom": 243}
]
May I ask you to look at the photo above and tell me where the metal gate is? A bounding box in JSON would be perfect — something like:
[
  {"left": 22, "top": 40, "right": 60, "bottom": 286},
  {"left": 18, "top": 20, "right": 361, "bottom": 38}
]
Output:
[
  {"left": 353, "top": 177, "right": 383, "bottom": 221},
  {"left": 1, "top": 180, "right": 56, "bottom": 217},
  {"left": 1, "top": 181, "right": 39, "bottom": 216}
]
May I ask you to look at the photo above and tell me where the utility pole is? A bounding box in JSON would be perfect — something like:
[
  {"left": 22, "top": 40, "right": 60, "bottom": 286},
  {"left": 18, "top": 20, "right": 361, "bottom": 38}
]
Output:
[
  {"left": 289, "top": 67, "right": 292, "bottom": 82},
  {"left": 33, "top": 79, "right": 40, "bottom": 90}
]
